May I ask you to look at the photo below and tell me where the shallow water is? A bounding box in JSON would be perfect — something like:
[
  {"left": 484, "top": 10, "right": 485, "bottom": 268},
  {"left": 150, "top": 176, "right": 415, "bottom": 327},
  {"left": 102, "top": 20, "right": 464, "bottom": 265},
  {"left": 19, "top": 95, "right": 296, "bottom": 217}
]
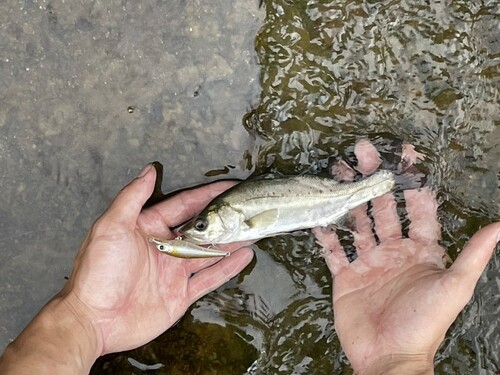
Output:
[
  {"left": 94, "top": 1, "right": 499, "bottom": 374},
  {"left": 1, "top": 0, "right": 499, "bottom": 374}
]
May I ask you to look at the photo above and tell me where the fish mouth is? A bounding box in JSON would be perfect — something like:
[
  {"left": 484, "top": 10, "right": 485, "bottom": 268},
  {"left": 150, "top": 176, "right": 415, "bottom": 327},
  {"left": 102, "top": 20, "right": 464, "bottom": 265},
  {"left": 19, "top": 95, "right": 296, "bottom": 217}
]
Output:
[
  {"left": 176, "top": 223, "right": 209, "bottom": 244},
  {"left": 176, "top": 221, "right": 193, "bottom": 238}
]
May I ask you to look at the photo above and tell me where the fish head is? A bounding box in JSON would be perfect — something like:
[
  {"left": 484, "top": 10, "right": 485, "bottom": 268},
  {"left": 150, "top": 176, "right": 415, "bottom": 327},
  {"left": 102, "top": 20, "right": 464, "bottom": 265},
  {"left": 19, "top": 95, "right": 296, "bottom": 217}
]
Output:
[{"left": 179, "top": 205, "right": 243, "bottom": 244}]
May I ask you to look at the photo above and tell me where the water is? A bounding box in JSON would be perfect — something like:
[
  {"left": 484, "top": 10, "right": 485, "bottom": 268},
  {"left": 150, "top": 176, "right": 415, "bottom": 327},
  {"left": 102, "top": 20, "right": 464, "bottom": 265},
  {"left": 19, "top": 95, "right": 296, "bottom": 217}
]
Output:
[{"left": 1, "top": 0, "right": 498, "bottom": 374}]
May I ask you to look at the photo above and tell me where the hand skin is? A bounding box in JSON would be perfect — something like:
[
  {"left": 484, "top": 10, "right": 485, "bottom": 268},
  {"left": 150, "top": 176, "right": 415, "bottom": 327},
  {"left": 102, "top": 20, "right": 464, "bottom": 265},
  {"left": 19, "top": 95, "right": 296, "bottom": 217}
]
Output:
[
  {"left": 315, "top": 140, "right": 500, "bottom": 375},
  {"left": 0, "top": 165, "right": 254, "bottom": 374}
]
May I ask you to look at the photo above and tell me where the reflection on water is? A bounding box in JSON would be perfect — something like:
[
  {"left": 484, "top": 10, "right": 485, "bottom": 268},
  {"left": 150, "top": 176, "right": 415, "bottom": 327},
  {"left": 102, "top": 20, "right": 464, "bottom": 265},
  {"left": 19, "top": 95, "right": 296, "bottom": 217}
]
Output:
[{"left": 91, "top": 0, "right": 498, "bottom": 373}]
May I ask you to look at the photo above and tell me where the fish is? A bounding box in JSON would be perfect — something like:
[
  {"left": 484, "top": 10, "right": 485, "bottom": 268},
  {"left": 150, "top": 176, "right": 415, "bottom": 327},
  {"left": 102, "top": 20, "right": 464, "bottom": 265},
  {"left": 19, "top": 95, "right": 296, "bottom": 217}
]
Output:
[
  {"left": 149, "top": 237, "right": 230, "bottom": 258},
  {"left": 179, "top": 170, "right": 396, "bottom": 244}
]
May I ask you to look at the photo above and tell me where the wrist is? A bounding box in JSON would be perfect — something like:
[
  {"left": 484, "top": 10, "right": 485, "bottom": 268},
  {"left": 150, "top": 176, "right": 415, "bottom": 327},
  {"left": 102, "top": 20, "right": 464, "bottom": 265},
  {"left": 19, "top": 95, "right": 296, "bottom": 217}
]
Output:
[
  {"left": 56, "top": 291, "right": 104, "bottom": 363},
  {"left": 357, "top": 354, "right": 434, "bottom": 375},
  {"left": 0, "top": 292, "right": 102, "bottom": 374}
]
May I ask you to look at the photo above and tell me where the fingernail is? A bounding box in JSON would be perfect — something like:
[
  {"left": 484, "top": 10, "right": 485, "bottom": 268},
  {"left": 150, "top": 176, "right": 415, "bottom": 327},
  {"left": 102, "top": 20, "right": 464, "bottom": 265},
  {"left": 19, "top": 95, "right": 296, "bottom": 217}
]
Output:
[{"left": 138, "top": 164, "right": 153, "bottom": 178}]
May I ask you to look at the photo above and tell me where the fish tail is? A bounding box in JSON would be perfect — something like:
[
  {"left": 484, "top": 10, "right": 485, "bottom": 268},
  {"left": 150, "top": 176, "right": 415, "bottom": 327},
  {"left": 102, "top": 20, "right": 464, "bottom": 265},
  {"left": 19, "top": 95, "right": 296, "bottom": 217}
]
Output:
[{"left": 393, "top": 168, "right": 427, "bottom": 191}]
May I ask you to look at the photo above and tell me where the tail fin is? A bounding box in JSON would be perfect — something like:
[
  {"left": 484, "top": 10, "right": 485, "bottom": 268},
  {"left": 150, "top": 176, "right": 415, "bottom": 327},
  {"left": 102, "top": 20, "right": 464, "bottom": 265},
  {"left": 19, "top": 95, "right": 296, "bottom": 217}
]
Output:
[{"left": 394, "top": 166, "right": 427, "bottom": 190}]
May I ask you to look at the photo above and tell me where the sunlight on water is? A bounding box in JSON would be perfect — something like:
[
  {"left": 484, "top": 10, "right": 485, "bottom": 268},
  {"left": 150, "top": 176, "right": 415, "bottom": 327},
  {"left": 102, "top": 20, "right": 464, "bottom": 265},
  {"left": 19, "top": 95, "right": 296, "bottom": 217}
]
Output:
[
  {"left": 240, "top": 2, "right": 499, "bottom": 370},
  {"left": 91, "top": 0, "right": 498, "bottom": 373},
  {"left": 246, "top": 0, "right": 498, "bottom": 256}
]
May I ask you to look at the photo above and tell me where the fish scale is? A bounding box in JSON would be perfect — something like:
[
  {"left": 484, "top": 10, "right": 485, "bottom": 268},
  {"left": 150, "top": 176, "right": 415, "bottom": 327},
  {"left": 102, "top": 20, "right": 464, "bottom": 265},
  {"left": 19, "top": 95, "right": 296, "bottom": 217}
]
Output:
[{"left": 180, "top": 170, "right": 395, "bottom": 244}]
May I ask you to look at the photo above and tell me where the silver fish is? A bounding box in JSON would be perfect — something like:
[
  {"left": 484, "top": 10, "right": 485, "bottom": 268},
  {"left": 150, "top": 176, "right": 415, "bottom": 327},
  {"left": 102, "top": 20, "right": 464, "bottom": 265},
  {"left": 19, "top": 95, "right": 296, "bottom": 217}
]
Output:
[
  {"left": 179, "top": 170, "right": 395, "bottom": 244},
  {"left": 149, "top": 238, "right": 230, "bottom": 258}
]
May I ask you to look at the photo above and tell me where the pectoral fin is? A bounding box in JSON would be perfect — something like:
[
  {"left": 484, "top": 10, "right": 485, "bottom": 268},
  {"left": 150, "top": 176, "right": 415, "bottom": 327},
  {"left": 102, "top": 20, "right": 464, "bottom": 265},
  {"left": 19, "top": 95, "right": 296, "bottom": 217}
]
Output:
[{"left": 245, "top": 209, "right": 279, "bottom": 228}]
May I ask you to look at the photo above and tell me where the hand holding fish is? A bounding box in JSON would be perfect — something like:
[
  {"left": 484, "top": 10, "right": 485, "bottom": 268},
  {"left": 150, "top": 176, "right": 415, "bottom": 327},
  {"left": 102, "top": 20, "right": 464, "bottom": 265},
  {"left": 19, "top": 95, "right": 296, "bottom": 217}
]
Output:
[
  {"left": 0, "top": 165, "right": 253, "bottom": 374},
  {"left": 1, "top": 142, "right": 498, "bottom": 375},
  {"left": 65, "top": 166, "right": 253, "bottom": 355},
  {"left": 314, "top": 140, "right": 500, "bottom": 374}
]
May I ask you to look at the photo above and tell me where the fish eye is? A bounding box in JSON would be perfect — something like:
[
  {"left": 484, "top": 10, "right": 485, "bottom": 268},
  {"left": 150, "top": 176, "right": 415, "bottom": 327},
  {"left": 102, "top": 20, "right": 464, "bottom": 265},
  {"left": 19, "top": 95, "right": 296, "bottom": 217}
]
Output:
[
  {"left": 194, "top": 218, "right": 208, "bottom": 232},
  {"left": 158, "top": 245, "right": 165, "bottom": 251}
]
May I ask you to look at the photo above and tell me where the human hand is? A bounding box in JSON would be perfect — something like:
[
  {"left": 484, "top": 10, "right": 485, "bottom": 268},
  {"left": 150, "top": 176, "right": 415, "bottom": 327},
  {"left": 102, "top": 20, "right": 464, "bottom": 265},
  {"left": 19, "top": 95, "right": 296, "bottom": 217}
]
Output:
[
  {"left": 60, "top": 165, "right": 254, "bottom": 356},
  {"left": 314, "top": 140, "right": 500, "bottom": 374}
]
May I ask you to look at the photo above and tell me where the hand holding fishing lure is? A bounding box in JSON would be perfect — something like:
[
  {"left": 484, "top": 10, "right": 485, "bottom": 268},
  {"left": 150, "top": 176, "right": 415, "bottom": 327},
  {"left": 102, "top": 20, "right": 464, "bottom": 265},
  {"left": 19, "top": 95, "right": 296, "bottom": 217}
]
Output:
[{"left": 0, "top": 165, "right": 254, "bottom": 374}]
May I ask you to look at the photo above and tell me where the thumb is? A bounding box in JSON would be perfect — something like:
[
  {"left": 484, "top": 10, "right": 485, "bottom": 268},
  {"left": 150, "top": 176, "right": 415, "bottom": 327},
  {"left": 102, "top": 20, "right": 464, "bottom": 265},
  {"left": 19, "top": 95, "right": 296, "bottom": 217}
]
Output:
[
  {"left": 448, "top": 222, "right": 500, "bottom": 292},
  {"left": 101, "top": 165, "right": 157, "bottom": 226}
]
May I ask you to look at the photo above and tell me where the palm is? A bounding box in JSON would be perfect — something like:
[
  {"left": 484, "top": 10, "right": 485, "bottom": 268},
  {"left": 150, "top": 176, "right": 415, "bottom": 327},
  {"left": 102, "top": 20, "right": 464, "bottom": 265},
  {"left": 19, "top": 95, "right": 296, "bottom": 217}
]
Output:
[
  {"left": 332, "top": 237, "right": 452, "bottom": 369},
  {"left": 314, "top": 140, "right": 500, "bottom": 372},
  {"left": 65, "top": 172, "right": 253, "bottom": 355},
  {"left": 73, "top": 228, "right": 191, "bottom": 353}
]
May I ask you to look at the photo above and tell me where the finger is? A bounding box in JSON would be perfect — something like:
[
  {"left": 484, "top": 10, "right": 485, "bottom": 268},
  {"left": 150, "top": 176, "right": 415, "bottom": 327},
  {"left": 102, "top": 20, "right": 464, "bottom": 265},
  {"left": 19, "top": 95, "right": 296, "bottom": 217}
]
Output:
[
  {"left": 401, "top": 143, "right": 425, "bottom": 169},
  {"left": 370, "top": 194, "right": 402, "bottom": 241},
  {"left": 349, "top": 139, "right": 384, "bottom": 250},
  {"left": 187, "top": 247, "right": 254, "bottom": 303},
  {"left": 328, "top": 140, "right": 382, "bottom": 256},
  {"left": 140, "top": 180, "right": 238, "bottom": 234},
  {"left": 101, "top": 165, "right": 156, "bottom": 226},
  {"left": 354, "top": 139, "right": 382, "bottom": 175},
  {"left": 351, "top": 204, "right": 377, "bottom": 253},
  {"left": 405, "top": 188, "right": 441, "bottom": 244},
  {"left": 448, "top": 222, "right": 500, "bottom": 296},
  {"left": 330, "top": 160, "right": 356, "bottom": 181},
  {"left": 313, "top": 227, "right": 349, "bottom": 275}
]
